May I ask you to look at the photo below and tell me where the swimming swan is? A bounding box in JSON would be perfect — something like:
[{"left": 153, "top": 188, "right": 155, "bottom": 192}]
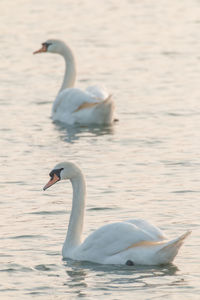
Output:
[
  {"left": 43, "top": 162, "right": 191, "bottom": 265},
  {"left": 33, "top": 39, "right": 115, "bottom": 125}
]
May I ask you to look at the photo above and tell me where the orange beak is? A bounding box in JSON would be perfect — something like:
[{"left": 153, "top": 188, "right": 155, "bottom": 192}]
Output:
[
  {"left": 33, "top": 44, "right": 47, "bottom": 55},
  {"left": 43, "top": 174, "right": 60, "bottom": 191}
]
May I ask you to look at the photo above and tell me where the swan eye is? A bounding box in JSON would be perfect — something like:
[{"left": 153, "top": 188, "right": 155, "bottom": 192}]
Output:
[
  {"left": 49, "top": 168, "right": 64, "bottom": 179},
  {"left": 49, "top": 171, "right": 54, "bottom": 179},
  {"left": 42, "top": 42, "right": 52, "bottom": 49}
]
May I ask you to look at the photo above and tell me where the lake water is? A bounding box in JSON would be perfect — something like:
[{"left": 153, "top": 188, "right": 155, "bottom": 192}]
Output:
[{"left": 0, "top": 0, "right": 200, "bottom": 299}]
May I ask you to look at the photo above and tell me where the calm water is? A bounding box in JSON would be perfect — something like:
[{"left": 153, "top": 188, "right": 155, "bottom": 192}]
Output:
[{"left": 0, "top": 0, "right": 200, "bottom": 299}]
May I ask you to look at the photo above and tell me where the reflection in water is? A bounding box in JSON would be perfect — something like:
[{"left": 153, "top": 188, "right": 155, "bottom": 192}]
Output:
[
  {"left": 64, "top": 259, "right": 178, "bottom": 277},
  {"left": 63, "top": 259, "right": 179, "bottom": 295},
  {"left": 54, "top": 121, "right": 115, "bottom": 143},
  {"left": 63, "top": 260, "right": 88, "bottom": 298}
]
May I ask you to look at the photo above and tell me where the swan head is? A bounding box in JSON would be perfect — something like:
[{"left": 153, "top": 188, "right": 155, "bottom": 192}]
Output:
[
  {"left": 43, "top": 162, "right": 81, "bottom": 191},
  {"left": 33, "top": 39, "right": 66, "bottom": 55}
]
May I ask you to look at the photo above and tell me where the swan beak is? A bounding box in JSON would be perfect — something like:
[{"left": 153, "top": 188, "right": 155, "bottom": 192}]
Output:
[
  {"left": 43, "top": 174, "right": 60, "bottom": 191},
  {"left": 33, "top": 44, "right": 47, "bottom": 55}
]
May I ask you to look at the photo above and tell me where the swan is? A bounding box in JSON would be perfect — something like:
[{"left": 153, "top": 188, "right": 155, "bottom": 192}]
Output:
[
  {"left": 33, "top": 39, "right": 115, "bottom": 125},
  {"left": 43, "top": 162, "right": 191, "bottom": 265}
]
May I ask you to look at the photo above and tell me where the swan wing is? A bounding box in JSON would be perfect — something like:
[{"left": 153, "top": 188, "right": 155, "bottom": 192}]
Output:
[
  {"left": 52, "top": 88, "right": 101, "bottom": 124},
  {"left": 52, "top": 88, "right": 114, "bottom": 125},
  {"left": 78, "top": 221, "right": 160, "bottom": 258},
  {"left": 85, "top": 85, "right": 110, "bottom": 100},
  {"left": 53, "top": 88, "right": 100, "bottom": 114},
  {"left": 126, "top": 219, "right": 167, "bottom": 241},
  {"left": 73, "top": 222, "right": 190, "bottom": 265}
]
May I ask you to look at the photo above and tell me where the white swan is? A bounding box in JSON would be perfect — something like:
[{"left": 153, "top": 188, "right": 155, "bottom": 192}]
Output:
[
  {"left": 33, "top": 39, "right": 115, "bottom": 125},
  {"left": 43, "top": 162, "right": 191, "bottom": 265}
]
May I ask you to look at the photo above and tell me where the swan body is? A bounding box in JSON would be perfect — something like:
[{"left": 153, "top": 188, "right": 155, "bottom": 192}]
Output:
[
  {"left": 43, "top": 162, "right": 191, "bottom": 265},
  {"left": 34, "top": 39, "right": 115, "bottom": 125}
]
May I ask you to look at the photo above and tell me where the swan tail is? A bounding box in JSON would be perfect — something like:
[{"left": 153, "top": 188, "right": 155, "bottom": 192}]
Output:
[
  {"left": 93, "top": 94, "right": 113, "bottom": 105},
  {"left": 93, "top": 95, "right": 114, "bottom": 124},
  {"left": 156, "top": 231, "right": 191, "bottom": 264},
  {"left": 73, "top": 94, "right": 114, "bottom": 125}
]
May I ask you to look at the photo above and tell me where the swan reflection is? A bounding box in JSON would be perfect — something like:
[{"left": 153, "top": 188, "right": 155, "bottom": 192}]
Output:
[
  {"left": 63, "top": 259, "right": 180, "bottom": 294},
  {"left": 63, "top": 260, "right": 88, "bottom": 298},
  {"left": 54, "top": 121, "right": 115, "bottom": 143}
]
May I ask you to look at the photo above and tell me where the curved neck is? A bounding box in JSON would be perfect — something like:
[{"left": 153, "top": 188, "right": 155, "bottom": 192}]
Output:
[
  {"left": 59, "top": 44, "right": 76, "bottom": 93},
  {"left": 64, "top": 172, "right": 86, "bottom": 250}
]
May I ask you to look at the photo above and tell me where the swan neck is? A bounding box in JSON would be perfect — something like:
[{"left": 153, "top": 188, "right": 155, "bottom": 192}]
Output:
[
  {"left": 65, "top": 173, "right": 86, "bottom": 249},
  {"left": 59, "top": 44, "right": 76, "bottom": 92}
]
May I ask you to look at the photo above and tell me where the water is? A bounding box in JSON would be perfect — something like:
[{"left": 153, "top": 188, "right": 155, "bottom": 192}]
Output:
[{"left": 0, "top": 0, "right": 200, "bottom": 298}]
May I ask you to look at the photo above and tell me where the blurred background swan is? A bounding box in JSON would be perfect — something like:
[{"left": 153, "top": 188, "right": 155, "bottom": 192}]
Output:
[{"left": 34, "top": 39, "right": 115, "bottom": 125}]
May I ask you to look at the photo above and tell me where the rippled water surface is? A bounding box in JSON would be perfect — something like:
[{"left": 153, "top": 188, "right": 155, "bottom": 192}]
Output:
[{"left": 1, "top": 0, "right": 200, "bottom": 299}]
